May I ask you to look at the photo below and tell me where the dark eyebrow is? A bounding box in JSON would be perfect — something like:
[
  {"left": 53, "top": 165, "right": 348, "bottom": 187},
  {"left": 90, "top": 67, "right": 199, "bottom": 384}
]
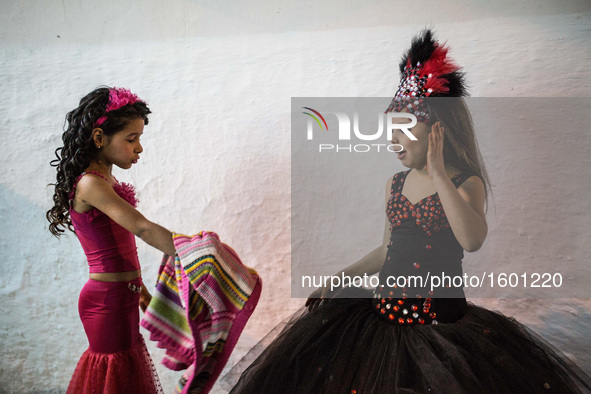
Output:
[{"left": 125, "top": 131, "right": 143, "bottom": 137}]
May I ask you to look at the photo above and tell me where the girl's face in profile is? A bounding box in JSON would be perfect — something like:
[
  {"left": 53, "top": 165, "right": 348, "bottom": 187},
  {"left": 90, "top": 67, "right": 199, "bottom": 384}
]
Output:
[
  {"left": 390, "top": 114, "right": 431, "bottom": 170},
  {"left": 97, "top": 117, "right": 145, "bottom": 170}
]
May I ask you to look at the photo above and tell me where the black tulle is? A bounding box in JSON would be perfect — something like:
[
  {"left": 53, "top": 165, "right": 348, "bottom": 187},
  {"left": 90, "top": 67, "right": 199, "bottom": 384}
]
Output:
[{"left": 225, "top": 288, "right": 591, "bottom": 393}]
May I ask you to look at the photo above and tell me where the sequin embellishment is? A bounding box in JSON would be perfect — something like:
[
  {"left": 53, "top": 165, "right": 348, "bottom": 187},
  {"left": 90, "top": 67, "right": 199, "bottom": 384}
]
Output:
[
  {"left": 386, "top": 171, "right": 468, "bottom": 235},
  {"left": 372, "top": 285, "right": 437, "bottom": 326}
]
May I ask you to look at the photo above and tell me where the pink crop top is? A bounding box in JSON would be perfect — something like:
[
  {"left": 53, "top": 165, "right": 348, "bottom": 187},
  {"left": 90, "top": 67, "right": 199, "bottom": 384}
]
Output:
[{"left": 69, "top": 172, "right": 141, "bottom": 274}]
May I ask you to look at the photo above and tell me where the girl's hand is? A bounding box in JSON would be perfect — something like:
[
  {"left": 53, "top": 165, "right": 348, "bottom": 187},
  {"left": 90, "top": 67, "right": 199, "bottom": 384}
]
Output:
[
  {"left": 305, "top": 287, "right": 329, "bottom": 312},
  {"left": 424, "top": 122, "right": 446, "bottom": 178},
  {"left": 139, "top": 285, "right": 152, "bottom": 313}
]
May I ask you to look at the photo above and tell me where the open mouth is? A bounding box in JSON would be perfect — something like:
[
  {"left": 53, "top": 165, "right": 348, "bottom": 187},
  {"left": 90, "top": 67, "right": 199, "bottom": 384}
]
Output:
[{"left": 397, "top": 151, "right": 407, "bottom": 159}]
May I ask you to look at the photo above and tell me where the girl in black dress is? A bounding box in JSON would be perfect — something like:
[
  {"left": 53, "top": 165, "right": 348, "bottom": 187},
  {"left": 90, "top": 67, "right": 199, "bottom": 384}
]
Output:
[{"left": 226, "top": 29, "right": 591, "bottom": 394}]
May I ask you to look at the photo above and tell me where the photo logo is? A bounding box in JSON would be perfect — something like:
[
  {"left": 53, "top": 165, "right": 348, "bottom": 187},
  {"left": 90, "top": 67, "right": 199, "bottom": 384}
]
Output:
[
  {"left": 303, "top": 108, "right": 415, "bottom": 153},
  {"left": 302, "top": 107, "right": 329, "bottom": 134}
]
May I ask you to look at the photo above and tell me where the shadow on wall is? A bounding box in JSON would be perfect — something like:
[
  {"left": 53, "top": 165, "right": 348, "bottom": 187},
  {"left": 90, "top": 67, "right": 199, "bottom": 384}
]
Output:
[{"left": 0, "top": 184, "right": 88, "bottom": 391}]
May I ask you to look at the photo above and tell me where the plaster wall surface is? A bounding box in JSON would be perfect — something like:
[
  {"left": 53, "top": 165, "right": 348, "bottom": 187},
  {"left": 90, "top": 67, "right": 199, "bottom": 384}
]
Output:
[{"left": 1, "top": 1, "right": 590, "bottom": 392}]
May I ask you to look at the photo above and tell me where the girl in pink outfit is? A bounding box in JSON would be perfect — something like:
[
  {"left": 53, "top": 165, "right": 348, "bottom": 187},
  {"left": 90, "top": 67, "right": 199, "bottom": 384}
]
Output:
[{"left": 47, "top": 86, "right": 176, "bottom": 393}]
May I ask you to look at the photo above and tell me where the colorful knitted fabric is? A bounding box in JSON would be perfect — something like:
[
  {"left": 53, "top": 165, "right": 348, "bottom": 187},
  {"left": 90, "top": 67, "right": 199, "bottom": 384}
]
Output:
[{"left": 141, "top": 231, "right": 262, "bottom": 394}]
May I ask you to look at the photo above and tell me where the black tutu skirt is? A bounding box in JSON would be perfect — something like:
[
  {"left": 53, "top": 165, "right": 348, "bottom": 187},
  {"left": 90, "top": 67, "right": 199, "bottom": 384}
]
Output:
[{"left": 223, "top": 287, "right": 591, "bottom": 394}]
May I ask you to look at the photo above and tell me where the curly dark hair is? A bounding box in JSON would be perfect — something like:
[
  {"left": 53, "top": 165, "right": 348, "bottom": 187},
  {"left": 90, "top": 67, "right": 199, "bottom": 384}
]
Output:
[{"left": 46, "top": 86, "right": 151, "bottom": 237}]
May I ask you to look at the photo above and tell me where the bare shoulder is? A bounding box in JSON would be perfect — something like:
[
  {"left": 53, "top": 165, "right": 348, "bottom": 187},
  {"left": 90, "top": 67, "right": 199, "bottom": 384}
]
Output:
[
  {"left": 74, "top": 172, "right": 147, "bottom": 234},
  {"left": 459, "top": 175, "right": 485, "bottom": 195},
  {"left": 457, "top": 175, "right": 486, "bottom": 216},
  {"left": 75, "top": 173, "right": 117, "bottom": 204},
  {"left": 76, "top": 173, "right": 110, "bottom": 192}
]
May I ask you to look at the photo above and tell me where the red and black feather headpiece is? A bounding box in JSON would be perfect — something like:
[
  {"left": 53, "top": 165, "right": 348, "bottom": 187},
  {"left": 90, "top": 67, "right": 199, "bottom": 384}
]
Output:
[{"left": 385, "top": 29, "right": 467, "bottom": 122}]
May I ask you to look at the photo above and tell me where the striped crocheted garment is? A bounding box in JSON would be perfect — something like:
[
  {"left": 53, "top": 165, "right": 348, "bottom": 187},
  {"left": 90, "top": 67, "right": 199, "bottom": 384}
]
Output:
[{"left": 141, "top": 231, "right": 262, "bottom": 394}]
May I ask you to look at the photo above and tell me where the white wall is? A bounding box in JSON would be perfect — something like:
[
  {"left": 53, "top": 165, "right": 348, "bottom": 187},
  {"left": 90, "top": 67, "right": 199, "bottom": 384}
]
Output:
[{"left": 1, "top": 1, "right": 590, "bottom": 392}]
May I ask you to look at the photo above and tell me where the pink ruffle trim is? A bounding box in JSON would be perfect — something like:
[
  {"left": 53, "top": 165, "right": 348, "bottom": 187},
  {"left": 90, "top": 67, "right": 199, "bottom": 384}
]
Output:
[
  {"left": 69, "top": 172, "right": 139, "bottom": 220},
  {"left": 113, "top": 181, "right": 139, "bottom": 208},
  {"left": 66, "top": 336, "right": 163, "bottom": 394}
]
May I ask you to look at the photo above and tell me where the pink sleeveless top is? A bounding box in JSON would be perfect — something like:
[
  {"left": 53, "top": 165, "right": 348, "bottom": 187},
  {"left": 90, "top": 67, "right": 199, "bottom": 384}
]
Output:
[{"left": 69, "top": 172, "right": 141, "bottom": 274}]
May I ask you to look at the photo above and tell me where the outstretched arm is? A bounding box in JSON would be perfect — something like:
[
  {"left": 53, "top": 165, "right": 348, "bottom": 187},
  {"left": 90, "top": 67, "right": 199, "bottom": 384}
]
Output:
[
  {"left": 75, "top": 174, "right": 176, "bottom": 256},
  {"left": 425, "top": 123, "right": 488, "bottom": 252}
]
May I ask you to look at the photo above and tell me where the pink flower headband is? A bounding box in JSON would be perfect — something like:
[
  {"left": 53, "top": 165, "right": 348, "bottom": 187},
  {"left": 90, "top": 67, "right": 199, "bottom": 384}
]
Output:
[{"left": 94, "top": 87, "right": 145, "bottom": 127}]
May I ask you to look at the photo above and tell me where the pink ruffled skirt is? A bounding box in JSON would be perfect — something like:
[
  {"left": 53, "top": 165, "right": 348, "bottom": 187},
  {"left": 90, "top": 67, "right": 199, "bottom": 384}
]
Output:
[{"left": 66, "top": 278, "right": 163, "bottom": 394}]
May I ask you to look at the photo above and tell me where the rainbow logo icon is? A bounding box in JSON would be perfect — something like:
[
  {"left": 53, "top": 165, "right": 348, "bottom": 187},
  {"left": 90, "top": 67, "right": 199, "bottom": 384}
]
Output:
[{"left": 302, "top": 107, "right": 328, "bottom": 131}]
